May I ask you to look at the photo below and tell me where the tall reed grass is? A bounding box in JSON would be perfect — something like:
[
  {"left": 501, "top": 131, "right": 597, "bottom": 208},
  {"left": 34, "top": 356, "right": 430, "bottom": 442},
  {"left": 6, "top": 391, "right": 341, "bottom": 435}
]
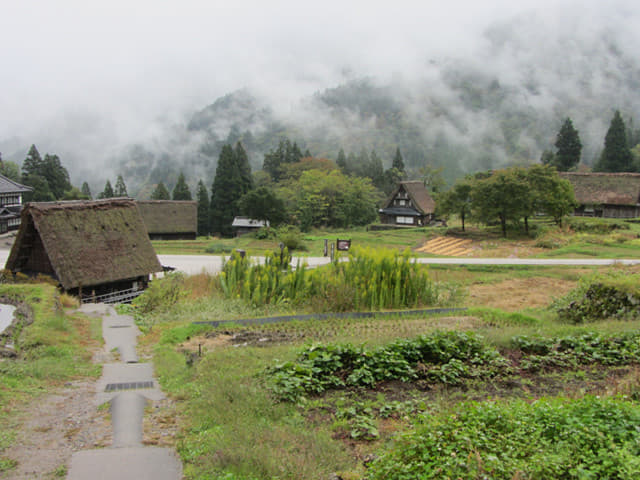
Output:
[{"left": 220, "top": 247, "right": 453, "bottom": 312}]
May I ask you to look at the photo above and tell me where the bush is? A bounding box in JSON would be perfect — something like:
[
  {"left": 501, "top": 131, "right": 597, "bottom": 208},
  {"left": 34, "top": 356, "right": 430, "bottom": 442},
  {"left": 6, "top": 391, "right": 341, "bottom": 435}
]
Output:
[
  {"left": 277, "top": 226, "right": 307, "bottom": 251},
  {"left": 566, "top": 216, "right": 630, "bottom": 233},
  {"left": 553, "top": 272, "right": 640, "bottom": 323},
  {"left": 368, "top": 396, "right": 640, "bottom": 479}
]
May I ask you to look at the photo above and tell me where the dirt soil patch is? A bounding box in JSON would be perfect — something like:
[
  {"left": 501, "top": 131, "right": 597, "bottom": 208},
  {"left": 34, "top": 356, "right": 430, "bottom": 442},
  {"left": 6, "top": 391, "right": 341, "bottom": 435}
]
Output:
[{"left": 468, "top": 277, "right": 576, "bottom": 311}]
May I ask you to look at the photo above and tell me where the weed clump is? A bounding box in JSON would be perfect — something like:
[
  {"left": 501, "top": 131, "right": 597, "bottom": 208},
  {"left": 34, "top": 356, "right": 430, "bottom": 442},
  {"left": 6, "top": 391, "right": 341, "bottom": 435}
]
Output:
[
  {"left": 553, "top": 272, "right": 640, "bottom": 323},
  {"left": 220, "top": 247, "right": 453, "bottom": 312}
]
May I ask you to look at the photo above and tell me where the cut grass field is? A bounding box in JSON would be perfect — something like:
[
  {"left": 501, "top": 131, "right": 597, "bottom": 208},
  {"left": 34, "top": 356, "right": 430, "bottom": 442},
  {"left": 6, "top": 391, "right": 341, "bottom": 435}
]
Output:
[{"left": 138, "top": 260, "right": 640, "bottom": 479}]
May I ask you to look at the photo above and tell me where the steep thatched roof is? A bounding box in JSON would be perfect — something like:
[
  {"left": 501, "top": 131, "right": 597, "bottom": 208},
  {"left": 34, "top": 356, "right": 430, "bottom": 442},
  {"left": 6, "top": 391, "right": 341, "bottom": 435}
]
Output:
[
  {"left": 559, "top": 172, "right": 640, "bottom": 206},
  {"left": 6, "top": 199, "right": 162, "bottom": 290},
  {"left": 382, "top": 181, "right": 435, "bottom": 214},
  {"left": 136, "top": 200, "right": 197, "bottom": 234}
]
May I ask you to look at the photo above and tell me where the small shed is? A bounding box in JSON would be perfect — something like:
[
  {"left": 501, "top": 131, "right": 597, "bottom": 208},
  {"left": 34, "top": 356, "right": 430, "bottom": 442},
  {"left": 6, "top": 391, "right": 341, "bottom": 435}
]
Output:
[
  {"left": 232, "top": 217, "right": 269, "bottom": 236},
  {"left": 559, "top": 172, "right": 640, "bottom": 218},
  {"left": 5, "top": 199, "right": 163, "bottom": 299},
  {"left": 378, "top": 181, "right": 436, "bottom": 226},
  {"left": 136, "top": 200, "right": 198, "bottom": 240}
]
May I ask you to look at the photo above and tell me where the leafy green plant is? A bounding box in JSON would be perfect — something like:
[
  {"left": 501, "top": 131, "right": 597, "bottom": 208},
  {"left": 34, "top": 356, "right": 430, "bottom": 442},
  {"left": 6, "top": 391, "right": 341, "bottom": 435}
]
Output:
[{"left": 368, "top": 395, "right": 640, "bottom": 479}]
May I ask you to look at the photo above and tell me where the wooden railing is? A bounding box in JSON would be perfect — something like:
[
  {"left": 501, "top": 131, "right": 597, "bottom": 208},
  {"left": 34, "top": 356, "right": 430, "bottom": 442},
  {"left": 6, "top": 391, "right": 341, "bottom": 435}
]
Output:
[{"left": 81, "top": 287, "right": 144, "bottom": 305}]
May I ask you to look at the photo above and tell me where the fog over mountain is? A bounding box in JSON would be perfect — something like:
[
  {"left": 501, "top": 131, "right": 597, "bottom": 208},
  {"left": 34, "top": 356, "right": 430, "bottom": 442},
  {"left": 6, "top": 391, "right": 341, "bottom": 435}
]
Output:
[{"left": 1, "top": 1, "right": 639, "bottom": 195}]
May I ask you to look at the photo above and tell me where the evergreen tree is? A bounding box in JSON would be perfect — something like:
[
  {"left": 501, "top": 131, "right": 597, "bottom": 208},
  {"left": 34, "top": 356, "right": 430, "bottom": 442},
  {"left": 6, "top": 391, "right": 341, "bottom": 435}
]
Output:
[
  {"left": 196, "top": 180, "right": 210, "bottom": 236},
  {"left": 336, "top": 148, "right": 347, "bottom": 171},
  {"left": 114, "top": 175, "right": 128, "bottom": 197},
  {"left": 21, "top": 144, "right": 43, "bottom": 179},
  {"left": 235, "top": 142, "right": 253, "bottom": 195},
  {"left": 263, "top": 140, "right": 286, "bottom": 182},
  {"left": 99, "top": 180, "right": 114, "bottom": 199},
  {"left": 81, "top": 182, "right": 92, "bottom": 199},
  {"left": 392, "top": 147, "right": 405, "bottom": 172},
  {"left": 151, "top": 182, "right": 170, "bottom": 200},
  {"left": 41, "top": 154, "right": 71, "bottom": 198},
  {"left": 596, "top": 110, "right": 633, "bottom": 172},
  {"left": 554, "top": 118, "right": 582, "bottom": 171},
  {"left": 210, "top": 144, "right": 242, "bottom": 236},
  {"left": 369, "top": 150, "right": 385, "bottom": 189},
  {"left": 172, "top": 172, "right": 192, "bottom": 200}
]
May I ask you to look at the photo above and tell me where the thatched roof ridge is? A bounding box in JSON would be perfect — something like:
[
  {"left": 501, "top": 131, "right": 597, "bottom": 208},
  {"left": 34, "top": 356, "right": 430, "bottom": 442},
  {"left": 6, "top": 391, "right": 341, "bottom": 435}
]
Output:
[
  {"left": 136, "top": 200, "right": 197, "bottom": 234},
  {"left": 6, "top": 198, "right": 162, "bottom": 290},
  {"left": 383, "top": 181, "right": 435, "bottom": 214},
  {"left": 559, "top": 172, "right": 640, "bottom": 206}
]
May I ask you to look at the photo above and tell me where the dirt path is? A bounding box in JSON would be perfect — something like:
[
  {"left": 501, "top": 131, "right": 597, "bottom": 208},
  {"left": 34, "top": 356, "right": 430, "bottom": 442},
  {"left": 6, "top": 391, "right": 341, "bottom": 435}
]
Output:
[{"left": 1, "top": 311, "right": 179, "bottom": 480}]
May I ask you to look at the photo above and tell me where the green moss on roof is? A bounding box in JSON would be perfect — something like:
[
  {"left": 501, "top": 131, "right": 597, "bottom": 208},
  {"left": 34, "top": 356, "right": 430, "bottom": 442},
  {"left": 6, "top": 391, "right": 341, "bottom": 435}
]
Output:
[
  {"left": 136, "top": 200, "right": 197, "bottom": 234},
  {"left": 6, "top": 199, "right": 162, "bottom": 289},
  {"left": 560, "top": 173, "right": 640, "bottom": 206}
]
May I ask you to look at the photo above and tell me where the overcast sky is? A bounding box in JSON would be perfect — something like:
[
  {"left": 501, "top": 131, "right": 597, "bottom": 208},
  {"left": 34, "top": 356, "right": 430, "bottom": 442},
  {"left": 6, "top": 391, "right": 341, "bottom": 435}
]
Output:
[{"left": 1, "top": 0, "right": 639, "bottom": 160}]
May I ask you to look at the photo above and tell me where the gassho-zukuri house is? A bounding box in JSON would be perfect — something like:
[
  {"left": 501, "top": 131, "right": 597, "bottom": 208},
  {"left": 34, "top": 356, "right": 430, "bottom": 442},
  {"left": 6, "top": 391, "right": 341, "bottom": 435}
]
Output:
[
  {"left": 559, "top": 172, "right": 640, "bottom": 218},
  {"left": 5, "top": 199, "right": 163, "bottom": 300},
  {"left": 136, "top": 200, "right": 198, "bottom": 240},
  {"left": 378, "top": 180, "right": 436, "bottom": 226}
]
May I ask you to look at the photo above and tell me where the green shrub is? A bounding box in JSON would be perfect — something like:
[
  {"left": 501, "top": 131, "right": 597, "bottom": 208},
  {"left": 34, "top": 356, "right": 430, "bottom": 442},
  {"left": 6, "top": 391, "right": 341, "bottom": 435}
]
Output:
[
  {"left": 553, "top": 272, "right": 640, "bottom": 323},
  {"left": 266, "top": 331, "right": 509, "bottom": 400},
  {"left": 566, "top": 216, "right": 630, "bottom": 233},
  {"left": 277, "top": 225, "right": 307, "bottom": 251},
  {"left": 368, "top": 396, "right": 640, "bottom": 479}
]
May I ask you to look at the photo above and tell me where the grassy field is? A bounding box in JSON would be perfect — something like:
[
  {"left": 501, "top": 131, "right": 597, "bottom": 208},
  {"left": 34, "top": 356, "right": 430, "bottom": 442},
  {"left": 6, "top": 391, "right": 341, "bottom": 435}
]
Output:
[
  {"left": 152, "top": 217, "right": 640, "bottom": 259},
  {"left": 133, "top": 254, "right": 640, "bottom": 479},
  {"left": 0, "top": 285, "right": 101, "bottom": 475}
]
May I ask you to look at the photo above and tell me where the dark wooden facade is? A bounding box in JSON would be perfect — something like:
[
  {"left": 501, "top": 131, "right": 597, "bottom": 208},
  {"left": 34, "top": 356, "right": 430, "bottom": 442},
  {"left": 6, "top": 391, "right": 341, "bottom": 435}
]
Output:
[
  {"left": 0, "top": 174, "right": 32, "bottom": 233},
  {"left": 378, "top": 181, "right": 436, "bottom": 226}
]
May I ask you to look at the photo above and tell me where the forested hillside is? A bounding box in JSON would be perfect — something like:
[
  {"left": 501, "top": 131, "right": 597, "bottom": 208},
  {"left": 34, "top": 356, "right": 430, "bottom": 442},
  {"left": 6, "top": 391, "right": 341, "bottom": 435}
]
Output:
[{"left": 2, "top": 12, "right": 640, "bottom": 197}]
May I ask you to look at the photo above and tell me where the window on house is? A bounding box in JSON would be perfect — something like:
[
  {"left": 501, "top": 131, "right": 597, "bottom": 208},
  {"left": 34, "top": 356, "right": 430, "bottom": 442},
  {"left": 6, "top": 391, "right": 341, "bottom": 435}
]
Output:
[{"left": 396, "top": 216, "right": 414, "bottom": 224}]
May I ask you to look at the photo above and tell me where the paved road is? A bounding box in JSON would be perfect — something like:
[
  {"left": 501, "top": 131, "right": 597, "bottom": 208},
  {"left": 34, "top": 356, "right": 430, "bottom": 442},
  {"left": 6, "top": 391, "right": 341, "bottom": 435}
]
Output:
[
  {"left": 2, "top": 249, "right": 638, "bottom": 277},
  {"left": 156, "top": 254, "right": 640, "bottom": 275}
]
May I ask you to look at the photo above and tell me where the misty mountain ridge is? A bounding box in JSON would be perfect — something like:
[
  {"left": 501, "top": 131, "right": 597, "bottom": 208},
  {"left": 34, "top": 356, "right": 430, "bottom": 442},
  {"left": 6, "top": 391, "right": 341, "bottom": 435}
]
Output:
[{"left": 3, "top": 11, "right": 639, "bottom": 197}]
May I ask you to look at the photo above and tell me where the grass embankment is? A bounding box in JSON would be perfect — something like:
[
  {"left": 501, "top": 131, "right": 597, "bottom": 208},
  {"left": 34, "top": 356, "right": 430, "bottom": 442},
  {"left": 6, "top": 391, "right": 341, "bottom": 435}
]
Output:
[
  {"left": 0, "top": 284, "right": 101, "bottom": 474},
  {"left": 136, "top": 253, "right": 640, "bottom": 479}
]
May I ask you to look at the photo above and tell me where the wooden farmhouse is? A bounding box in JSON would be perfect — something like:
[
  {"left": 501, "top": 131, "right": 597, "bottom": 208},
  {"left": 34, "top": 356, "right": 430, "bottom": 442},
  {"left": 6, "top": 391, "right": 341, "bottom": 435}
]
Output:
[
  {"left": 0, "top": 174, "right": 32, "bottom": 233},
  {"left": 378, "top": 181, "right": 436, "bottom": 227},
  {"left": 5, "top": 199, "right": 163, "bottom": 300},
  {"left": 559, "top": 172, "right": 640, "bottom": 218},
  {"left": 137, "top": 200, "right": 197, "bottom": 240},
  {"left": 232, "top": 217, "right": 269, "bottom": 236}
]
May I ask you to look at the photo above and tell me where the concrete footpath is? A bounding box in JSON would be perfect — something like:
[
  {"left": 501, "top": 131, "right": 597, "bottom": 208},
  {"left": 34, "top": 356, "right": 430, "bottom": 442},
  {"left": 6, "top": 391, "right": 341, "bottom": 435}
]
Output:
[{"left": 67, "top": 304, "right": 182, "bottom": 480}]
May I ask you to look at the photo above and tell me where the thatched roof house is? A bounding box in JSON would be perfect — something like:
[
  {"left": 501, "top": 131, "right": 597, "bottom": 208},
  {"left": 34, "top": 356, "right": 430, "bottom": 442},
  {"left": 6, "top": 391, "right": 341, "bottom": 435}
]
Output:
[
  {"left": 559, "top": 172, "right": 640, "bottom": 218},
  {"left": 137, "top": 200, "right": 197, "bottom": 240},
  {"left": 5, "top": 199, "right": 162, "bottom": 296},
  {"left": 378, "top": 181, "right": 436, "bottom": 226}
]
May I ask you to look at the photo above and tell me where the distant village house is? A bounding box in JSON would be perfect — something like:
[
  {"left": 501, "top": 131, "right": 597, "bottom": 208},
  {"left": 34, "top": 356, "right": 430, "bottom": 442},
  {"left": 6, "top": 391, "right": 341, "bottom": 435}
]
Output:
[
  {"left": 378, "top": 181, "right": 436, "bottom": 226},
  {"left": 232, "top": 217, "right": 269, "bottom": 236},
  {"left": 5, "top": 199, "right": 163, "bottom": 301},
  {"left": 560, "top": 172, "right": 640, "bottom": 218},
  {"left": 0, "top": 174, "right": 32, "bottom": 233},
  {"left": 137, "top": 200, "right": 197, "bottom": 240}
]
